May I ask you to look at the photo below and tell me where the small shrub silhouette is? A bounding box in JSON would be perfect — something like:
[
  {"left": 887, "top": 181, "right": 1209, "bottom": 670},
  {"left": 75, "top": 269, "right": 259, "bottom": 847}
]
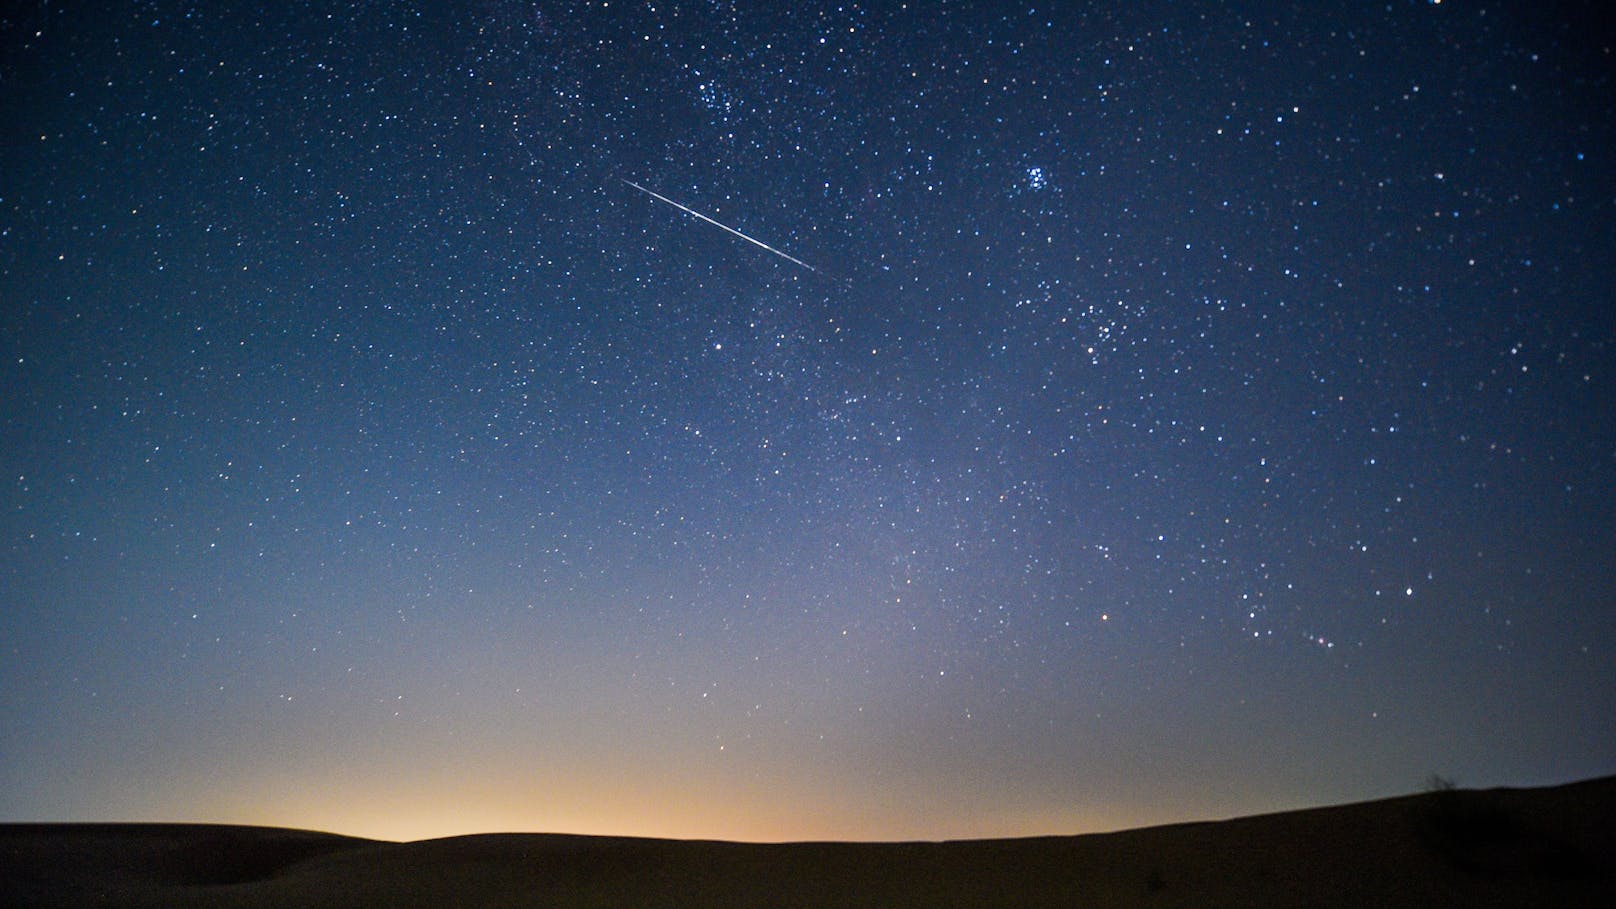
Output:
[{"left": 1424, "top": 773, "right": 1458, "bottom": 794}]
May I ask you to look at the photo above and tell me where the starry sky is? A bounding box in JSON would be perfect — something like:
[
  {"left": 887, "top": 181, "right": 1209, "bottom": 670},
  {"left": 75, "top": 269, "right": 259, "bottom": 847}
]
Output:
[{"left": 2, "top": 1, "right": 1613, "bottom": 843}]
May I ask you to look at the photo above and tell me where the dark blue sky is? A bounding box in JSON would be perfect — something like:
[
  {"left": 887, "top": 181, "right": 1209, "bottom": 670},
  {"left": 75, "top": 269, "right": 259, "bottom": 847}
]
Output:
[{"left": 3, "top": 1, "right": 1613, "bottom": 841}]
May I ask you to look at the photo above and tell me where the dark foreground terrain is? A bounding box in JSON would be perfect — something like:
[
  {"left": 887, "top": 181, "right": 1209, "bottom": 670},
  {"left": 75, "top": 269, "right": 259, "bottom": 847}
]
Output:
[{"left": 4, "top": 777, "right": 1612, "bottom": 908}]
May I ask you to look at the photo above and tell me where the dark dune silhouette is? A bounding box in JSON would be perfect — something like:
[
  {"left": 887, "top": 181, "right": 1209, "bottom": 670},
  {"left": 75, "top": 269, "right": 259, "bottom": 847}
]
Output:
[{"left": 4, "top": 776, "right": 1612, "bottom": 908}]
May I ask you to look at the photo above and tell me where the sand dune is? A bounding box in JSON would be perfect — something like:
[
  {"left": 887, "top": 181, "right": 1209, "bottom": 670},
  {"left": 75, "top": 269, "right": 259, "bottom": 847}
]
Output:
[{"left": 4, "top": 776, "right": 1612, "bottom": 907}]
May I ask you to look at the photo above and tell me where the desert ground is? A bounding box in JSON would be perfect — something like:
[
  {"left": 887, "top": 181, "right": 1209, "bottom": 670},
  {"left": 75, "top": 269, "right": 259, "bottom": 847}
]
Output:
[{"left": 3, "top": 776, "right": 1611, "bottom": 908}]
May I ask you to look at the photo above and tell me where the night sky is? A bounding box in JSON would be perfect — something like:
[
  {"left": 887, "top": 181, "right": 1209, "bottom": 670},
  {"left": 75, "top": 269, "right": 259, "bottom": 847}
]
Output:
[{"left": 3, "top": 1, "right": 1613, "bottom": 843}]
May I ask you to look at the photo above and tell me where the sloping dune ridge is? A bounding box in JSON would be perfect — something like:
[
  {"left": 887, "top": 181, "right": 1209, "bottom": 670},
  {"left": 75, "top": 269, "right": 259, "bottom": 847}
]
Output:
[{"left": 3, "top": 776, "right": 1612, "bottom": 908}]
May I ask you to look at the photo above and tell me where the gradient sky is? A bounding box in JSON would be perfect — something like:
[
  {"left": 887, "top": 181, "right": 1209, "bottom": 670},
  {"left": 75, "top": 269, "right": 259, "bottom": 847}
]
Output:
[{"left": 3, "top": 1, "right": 1613, "bottom": 843}]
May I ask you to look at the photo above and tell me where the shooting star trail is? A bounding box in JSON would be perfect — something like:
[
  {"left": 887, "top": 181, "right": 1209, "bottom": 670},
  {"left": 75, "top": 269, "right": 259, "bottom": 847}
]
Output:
[{"left": 621, "top": 179, "right": 817, "bottom": 273}]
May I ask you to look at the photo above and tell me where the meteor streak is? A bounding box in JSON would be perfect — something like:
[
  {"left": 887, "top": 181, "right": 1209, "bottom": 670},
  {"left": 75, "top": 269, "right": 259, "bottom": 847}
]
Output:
[{"left": 621, "top": 179, "right": 817, "bottom": 273}]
